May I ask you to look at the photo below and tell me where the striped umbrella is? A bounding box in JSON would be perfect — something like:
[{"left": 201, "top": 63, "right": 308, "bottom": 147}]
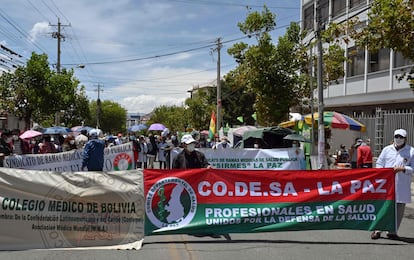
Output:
[{"left": 279, "top": 111, "right": 366, "bottom": 132}]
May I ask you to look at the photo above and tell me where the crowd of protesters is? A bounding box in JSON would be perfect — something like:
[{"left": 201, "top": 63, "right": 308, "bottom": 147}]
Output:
[{"left": 0, "top": 127, "right": 235, "bottom": 169}]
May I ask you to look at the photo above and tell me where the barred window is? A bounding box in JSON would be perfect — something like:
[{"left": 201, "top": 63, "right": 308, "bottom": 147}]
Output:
[
  {"left": 303, "top": 4, "right": 314, "bottom": 32},
  {"left": 332, "top": 0, "right": 346, "bottom": 18},
  {"left": 347, "top": 47, "right": 365, "bottom": 76},
  {"left": 369, "top": 48, "right": 390, "bottom": 73}
]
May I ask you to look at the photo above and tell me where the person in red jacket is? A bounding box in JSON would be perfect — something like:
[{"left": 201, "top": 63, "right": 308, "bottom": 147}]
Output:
[{"left": 357, "top": 138, "right": 373, "bottom": 168}]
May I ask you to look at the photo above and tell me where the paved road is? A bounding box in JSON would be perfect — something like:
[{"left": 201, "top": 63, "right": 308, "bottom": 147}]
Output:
[
  {"left": 1, "top": 183, "right": 414, "bottom": 260},
  {"left": 1, "top": 213, "right": 414, "bottom": 260}
]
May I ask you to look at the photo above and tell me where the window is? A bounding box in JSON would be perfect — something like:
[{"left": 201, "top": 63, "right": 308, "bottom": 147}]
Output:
[
  {"left": 350, "top": 0, "right": 366, "bottom": 9},
  {"left": 347, "top": 47, "right": 365, "bottom": 76},
  {"left": 320, "top": 0, "right": 329, "bottom": 24},
  {"left": 369, "top": 48, "right": 390, "bottom": 73},
  {"left": 303, "top": 4, "right": 314, "bottom": 32},
  {"left": 332, "top": 0, "right": 346, "bottom": 18},
  {"left": 394, "top": 52, "right": 413, "bottom": 68}
]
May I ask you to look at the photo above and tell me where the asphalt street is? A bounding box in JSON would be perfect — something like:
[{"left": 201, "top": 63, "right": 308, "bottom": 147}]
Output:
[{"left": 1, "top": 183, "right": 414, "bottom": 260}]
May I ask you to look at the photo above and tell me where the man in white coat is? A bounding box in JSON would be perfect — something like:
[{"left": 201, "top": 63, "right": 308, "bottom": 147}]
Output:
[{"left": 371, "top": 128, "right": 414, "bottom": 240}]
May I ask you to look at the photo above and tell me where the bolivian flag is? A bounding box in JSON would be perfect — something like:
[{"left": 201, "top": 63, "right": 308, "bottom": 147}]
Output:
[{"left": 208, "top": 110, "right": 216, "bottom": 139}]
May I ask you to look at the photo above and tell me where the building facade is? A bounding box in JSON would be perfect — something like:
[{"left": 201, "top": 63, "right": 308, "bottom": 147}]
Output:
[{"left": 301, "top": 0, "right": 414, "bottom": 155}]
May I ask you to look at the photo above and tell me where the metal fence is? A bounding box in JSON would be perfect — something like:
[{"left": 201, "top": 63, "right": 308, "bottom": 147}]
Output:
[{"left": 355, "top": 108, "right": 414, "bottom": 157}]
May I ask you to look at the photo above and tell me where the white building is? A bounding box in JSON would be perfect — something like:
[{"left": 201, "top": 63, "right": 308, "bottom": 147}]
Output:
[{"left": 301, "top": 0, "right": 414, "bottom": 155}]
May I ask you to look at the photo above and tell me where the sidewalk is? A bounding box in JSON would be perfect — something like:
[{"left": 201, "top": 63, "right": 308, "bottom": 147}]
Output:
[{"left": 407, "top": 181, "right": 414, "bottom": 209}]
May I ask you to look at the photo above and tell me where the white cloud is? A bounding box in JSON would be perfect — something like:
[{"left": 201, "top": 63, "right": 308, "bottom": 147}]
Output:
[
  {"left": 120, "top": 94, "right": 186, "bottom": 115},
  {"left": 29, "top": 22, "right": 50, "bottom": 42},
  {"left": 2, "top": 0, "right": 300, "bottom": 115}
]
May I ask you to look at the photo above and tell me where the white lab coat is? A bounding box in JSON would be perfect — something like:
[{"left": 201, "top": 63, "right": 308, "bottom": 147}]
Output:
[{"left": 376, "top": 144, "right": 414, "bottom": 203}]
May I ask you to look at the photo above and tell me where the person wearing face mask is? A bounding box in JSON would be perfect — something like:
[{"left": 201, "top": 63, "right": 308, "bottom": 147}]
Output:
[
  {"left": 357, "top": 138, "right": 373, "bottom": 168},
  {"left": 213, "top": 136, "right": 232, "bottom": 149},
  {"left": 172, "top": 134, "right": 211, "bottom": 169},
  {"left": 10, "top": 129, "right": 29, "bottom": 155},
  {"left": 172, "top": 134, "right": 229, "bottom": 240},
  {"left": 371, "top": 129, "right": 414, "bottom": 240},
  {"left": 0, "top": 130, "right": 12, "bottom": 167},
  {"left": 62, "top": 136, "right": 77, "bottom": 152}
]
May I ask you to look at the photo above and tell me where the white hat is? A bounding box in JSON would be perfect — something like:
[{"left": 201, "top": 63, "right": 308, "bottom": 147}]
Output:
[
  {"left": 394, "top": 129, "right": 407, "bottom": 138},
  {"left": 181, "top": 134, "right": 196, "bottom": 144},
  {"left": 89, "top": 129, "right": 98, "bottom": 138}
]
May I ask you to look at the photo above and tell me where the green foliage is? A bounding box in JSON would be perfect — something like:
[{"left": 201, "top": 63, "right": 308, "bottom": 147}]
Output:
[
  {"left": 349, "top": 0, "right": 414, "bottom": 88},
  {"left": 184, "top": 86, "right": 216, "bottom": 130},
  {"left": 87, "top": 100, "right": 126, "bottom": 134},
  {"left": 227, "top": 6, "right": 307, "bottom": 126},
  {"left": 221, "top": 78, "right": 256, "bottom": 127},
  {"left": 149, "top": 105, "right": 189, "bottom": 133},
  {"left": 0, "top": 52, "right": 90, "bottom": 129}
]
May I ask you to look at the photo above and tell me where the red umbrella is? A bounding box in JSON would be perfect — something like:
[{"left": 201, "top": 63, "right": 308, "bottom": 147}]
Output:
[{"left": 19, "top": 130, "right": 43, "bottom": 139}]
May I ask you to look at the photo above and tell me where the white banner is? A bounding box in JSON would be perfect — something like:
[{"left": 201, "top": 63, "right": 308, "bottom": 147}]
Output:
[
  {"left": 171, "top": 148, "right": 305, "bottom": 170},
  {"left": 0, "top": 168, "right": 144, "bottom": 250},
  {"left": 3, "top": 143, "right": 134, "bottom": 172}
]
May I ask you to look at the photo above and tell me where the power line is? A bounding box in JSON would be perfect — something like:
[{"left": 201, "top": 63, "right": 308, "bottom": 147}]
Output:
[
  {"left": 62, "top": 22, "right": 293, "bottom": 67},
  {"left": 0, "top": 7, "right": 50, "bottom": 56},
  {"left": 169, "top": 0, "right": 299, "bottom": 10}
]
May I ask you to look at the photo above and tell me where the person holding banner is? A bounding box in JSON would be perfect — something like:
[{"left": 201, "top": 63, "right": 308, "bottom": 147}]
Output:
[
  {"left": 172, "top": 134, "right": 231, "bottom": 240},
  {"left": 0, "top": 130, "right": 12, "bottom": 167},
  {"left": 172, "top": 134, "right": 211, "bottom": 169},
  {"left": 81, "top": 129, "right": 105, "bottom": 171},
  {"left": 371, "top": 129, "right": 414, "bottom": 240}
]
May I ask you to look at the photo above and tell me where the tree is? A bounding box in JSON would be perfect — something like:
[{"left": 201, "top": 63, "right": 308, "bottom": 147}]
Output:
[
  {"left": 87, "top": 100, "right": 126, "bottom": 134},
  {"left": 0, "top": 52, "right": 90, "bottom": 129},
  {"left": 0, "top": 53, "right": 51, "bottom": 128},
  {"left": 227, "top": 7, "right": 307, "bottom": 126},
  {"left": 350, "top": 0, "right": 414, "bottom": 88},
  {"left": 222, "top": 74, "right": 256, "bottom": 126},
  {"left": 149, "top": 105, "right": 189, "bottom": 133},
  {"left": 184, "top": 86, "right": 216, "bottom": 131}
]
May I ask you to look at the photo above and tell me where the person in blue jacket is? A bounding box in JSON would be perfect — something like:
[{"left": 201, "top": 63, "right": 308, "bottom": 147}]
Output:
[{"left": 81, "top": 129, "right": 105, "bottom": 171}]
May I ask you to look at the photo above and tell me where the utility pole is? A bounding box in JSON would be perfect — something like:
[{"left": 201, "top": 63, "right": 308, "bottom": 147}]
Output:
[
  {"left": 315, "top": 0, "right": 326, "bottom": 169},
  {"left": 213, "top": 38, "right": 222, "bottom": 134},
  {"left": 50, "top": 17, "right": 70, "bottom": 73},
  {"left": 95, "top": 83, "right": 103, "bottom": 129}
]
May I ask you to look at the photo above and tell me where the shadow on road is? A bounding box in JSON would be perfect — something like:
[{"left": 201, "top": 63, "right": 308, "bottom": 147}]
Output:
[{"left": 143, "top": 238, "right": 409, "bottom": 246}]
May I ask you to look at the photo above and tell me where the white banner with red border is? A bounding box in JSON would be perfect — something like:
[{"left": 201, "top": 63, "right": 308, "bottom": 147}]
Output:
[{"left": 3, "top": 143, "right": 134, "bottom": 171}]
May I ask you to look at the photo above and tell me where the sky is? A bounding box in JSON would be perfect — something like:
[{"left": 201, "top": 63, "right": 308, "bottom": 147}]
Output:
[{"left": 0, "top": 0, "right": 300, "bottom": 115}]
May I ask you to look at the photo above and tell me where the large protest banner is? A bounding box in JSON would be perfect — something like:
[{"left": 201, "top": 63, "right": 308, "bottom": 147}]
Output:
[
  {"left": 0, "top": 168, "right": 144, "bottom": 250},
  {"left": 144, "top": 168, "right": 396, "bottom": 235},
  {"left": 3, "top": 143, "right": 134, "bottom": 172},
  {"left": 171, "top": 147, "right": 305, "bottom": 170}
]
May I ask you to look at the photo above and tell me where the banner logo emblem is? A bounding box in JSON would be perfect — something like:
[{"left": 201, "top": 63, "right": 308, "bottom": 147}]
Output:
[
  {"left": 146, "top": 177, "right": 197, "bottom": 230},
  {"left": 113, "top": 153, "right": 133, "bottom": 170}
]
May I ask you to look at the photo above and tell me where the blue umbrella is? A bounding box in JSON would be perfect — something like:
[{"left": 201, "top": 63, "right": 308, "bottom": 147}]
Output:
[
  {"left": 128, "top": 124, "right": 147, "bottom": 132},
  {"left": 78, "top": 126, "right": 94, "bottom": 133},
  {"left": 43, "top": 126, "right": 72, "bottom": 135}
]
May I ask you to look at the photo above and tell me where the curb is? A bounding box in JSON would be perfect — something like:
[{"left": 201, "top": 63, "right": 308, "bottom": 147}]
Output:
[{"left": 407, "top": 181, "right": 414, "bottom": 209}]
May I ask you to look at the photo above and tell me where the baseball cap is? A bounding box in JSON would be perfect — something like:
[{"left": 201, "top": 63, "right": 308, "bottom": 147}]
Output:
[
  {"left": 181, "top": 134, "right": 196, "bottom": 144},
  {"left": 394, "top": 129, "right": 407, "bottom": 138},
  {"left": 89, "top": 129, "right": 98, "bottom": 138}
]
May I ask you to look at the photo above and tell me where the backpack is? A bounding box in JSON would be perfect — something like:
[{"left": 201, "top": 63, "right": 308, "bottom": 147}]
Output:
[{"left": 337, "top": 149, "right": 349, "bottom": 163}]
